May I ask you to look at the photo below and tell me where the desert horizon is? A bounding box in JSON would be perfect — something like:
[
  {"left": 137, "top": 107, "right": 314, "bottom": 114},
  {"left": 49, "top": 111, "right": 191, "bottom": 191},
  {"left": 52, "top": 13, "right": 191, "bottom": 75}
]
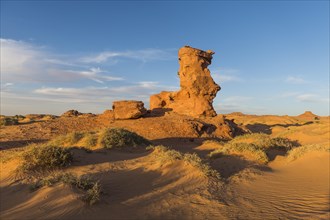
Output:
[{"left": 1, "top": 1, "right": 329, "bottom": 220}]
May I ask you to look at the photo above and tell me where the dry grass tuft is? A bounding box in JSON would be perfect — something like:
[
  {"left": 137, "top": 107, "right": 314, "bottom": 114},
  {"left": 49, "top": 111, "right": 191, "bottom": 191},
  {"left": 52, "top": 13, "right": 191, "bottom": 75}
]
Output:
[
  {"left": 148, "top": 145, "right": 220, "bottom": 179},
  {"left": 286, "top": 144, "right": 330, "bottom": 161},
  {"left": 31, "top": 172, "right": 101, "bottom": 205},
  {"left": 209, "top": 142, "right": 269, "bottom": 164},
  {"left": 82, "top": 132, "right": 98, "bottom": 149},
  {"left": 207, "top": 133, "right": 299, "bottom": 164},
  {"left": 231, "top": 133, "right": 297, "bottom": 150}
]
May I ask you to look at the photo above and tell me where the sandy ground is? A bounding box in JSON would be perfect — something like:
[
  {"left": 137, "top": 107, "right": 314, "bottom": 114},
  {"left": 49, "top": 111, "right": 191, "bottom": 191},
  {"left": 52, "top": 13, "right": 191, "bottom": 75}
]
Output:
[{"left": 0, "top": 113, "right": 329, "bottom": 219}]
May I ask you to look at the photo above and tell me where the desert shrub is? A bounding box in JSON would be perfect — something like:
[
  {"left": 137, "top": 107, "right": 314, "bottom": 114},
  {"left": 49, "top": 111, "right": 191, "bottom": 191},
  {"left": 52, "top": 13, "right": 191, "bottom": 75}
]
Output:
[
  {"left": 209, "top": 142, "right": 269, "bottom": 164},
  {"left": 66, "top": 132, "right": 84, "bottom": 145},
  {"left": 0, "top": 117, "right": 18, "bottom": 126},
  {"left": 82, "top": 133, "right": 98, "bottom": 148},
  {"left": 83, "top": 182, "right": 101, "bottom": 205},
  {"left": 99, "top": 128, "right": 150, "bottom": 149},
  {"left": 183, "top": 153, "right": 220, "bottom": 179},
  {"left": 19, "top": 145, "right": 73, "bottom": 173},
  {"left": 48, "top": 132, "right": 85, "bottom": 146},
  {"left": 148, "top": 145, "right": 220, "bottom": 179},
  {"left": 286, "top": 144, "right": 330, "bottom": 161},
  {"left": 230, "top": 133, "right": 296, "bottom": 150},
  {"left": 31, "top": 173, "right": 101, "bottom": 205},
  {"left": 148, "top": 145, "right": 183, "bottom": 162},
  {"left": 48, "top": 135, "right": 67, "bottom": 146}
]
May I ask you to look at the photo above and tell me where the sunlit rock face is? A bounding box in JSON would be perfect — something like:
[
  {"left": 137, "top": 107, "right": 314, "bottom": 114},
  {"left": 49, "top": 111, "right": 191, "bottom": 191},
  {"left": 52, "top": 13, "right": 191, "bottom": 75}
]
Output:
[
  {"left": 113, "top": 100, "right": 147, "bottom": 119},
  {"left": 150, "top": 46, "right": 220, "bottom": 117}
]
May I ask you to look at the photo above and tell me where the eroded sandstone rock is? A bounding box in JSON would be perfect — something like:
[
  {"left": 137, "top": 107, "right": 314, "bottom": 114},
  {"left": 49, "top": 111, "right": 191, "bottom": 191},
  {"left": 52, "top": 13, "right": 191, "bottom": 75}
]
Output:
[
  {"left": 61, "top": 110, "right": 82, "bottom": 117},
  {"left": 150, "top": 46, "right": 220, "bottom": 117},
  {"left": 113, "top": 101, "right": 147, "bottom": 119}
]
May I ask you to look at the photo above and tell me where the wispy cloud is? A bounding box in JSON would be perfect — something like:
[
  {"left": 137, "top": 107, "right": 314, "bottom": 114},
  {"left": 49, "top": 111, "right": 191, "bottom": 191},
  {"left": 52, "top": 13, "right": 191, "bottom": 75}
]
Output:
[
  {"left": 296, "top": 93, "right": 329, "bottom": 103},
  {"left": 214, "top": 96, "right": 266, "bottom": 114},
  {"left": 211, "top": 68, "right": 242, "bottom": 83},
  {"left": 80, "top": 49, "right": 176, "bottom": 63},
  {"left": 0, "top": 38, "right": 124, "bottom": 84},
  {"left": 1, "top": 38, "right": 174, "bottom": 84},
  {"left": 285, "top": 76, "right": 308, "bottom": 84},
  {"left": 33, "top": 82, "right": 178, "bottom": 102}
]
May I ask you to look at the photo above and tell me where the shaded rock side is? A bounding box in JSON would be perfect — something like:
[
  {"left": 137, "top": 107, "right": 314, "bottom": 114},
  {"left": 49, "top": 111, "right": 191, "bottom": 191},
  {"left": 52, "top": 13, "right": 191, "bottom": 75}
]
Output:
[
  {"left": 113, "top": 101, "right": 147, "bottom": 119},
  {"left": 150, "top": 46, "right": 220, "bottom": 117}
]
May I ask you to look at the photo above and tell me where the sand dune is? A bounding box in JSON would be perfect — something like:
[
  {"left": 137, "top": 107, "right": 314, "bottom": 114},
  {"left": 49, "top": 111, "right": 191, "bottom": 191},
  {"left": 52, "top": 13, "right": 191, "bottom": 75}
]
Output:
[{"left": 0, "top": 114, "right": 329, "bottom": 219}]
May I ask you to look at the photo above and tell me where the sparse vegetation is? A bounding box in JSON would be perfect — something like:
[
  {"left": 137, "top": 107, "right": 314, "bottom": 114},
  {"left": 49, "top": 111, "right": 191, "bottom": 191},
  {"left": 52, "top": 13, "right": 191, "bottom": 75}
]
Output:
[
  {"left": 48, "top": 132, "right": 85, "bottom": 146},
  {"left": 183, "top": 153, "right": 220, "bottom": 179},
  {"left": 99, "top": 128, "right": 150, "bottom": 149},
  {"left": 0, "top": 117, "right": 19, "bottom": 126},
  {"left": 209, "top": 142, "right": 269, "bottom": 164},
  {"left": 18, "top": 145, "right": 73, "bottom": 174},
  {"left": 82, "top": 132, "right": 98, "bottom": 148},
  {"left": 31, "top": 173, "right": 101, "bottom": 205},
  {"left": 148, "top": 145, "right": 220, "bottom": 179},
  {"left": 286, "top": 144, "right": 330, "bottom": 161},
  {"left": 231, "top": 133, "right": 297, "bottom": 150},
  {"left": 147, "top": 145, "right": 183, "bottom": 162},
  {"left": 66, "top": 132, "right": 85, "bottom": 145},
  {"left": 206, "top": 133, "right": 299, "bottom": 164}
]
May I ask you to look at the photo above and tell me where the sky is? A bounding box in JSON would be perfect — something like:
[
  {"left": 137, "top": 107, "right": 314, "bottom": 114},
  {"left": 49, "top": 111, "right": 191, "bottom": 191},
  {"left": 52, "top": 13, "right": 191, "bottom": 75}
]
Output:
[{"left": 1, "top": 1, "right": 329, "bottom": 116}]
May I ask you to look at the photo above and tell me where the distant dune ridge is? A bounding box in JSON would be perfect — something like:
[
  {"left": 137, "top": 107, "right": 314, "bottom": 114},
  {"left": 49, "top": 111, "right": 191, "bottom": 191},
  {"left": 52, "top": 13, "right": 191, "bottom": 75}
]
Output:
[{"left": 0, "top": 46, "right": 329, "bottom": 220}]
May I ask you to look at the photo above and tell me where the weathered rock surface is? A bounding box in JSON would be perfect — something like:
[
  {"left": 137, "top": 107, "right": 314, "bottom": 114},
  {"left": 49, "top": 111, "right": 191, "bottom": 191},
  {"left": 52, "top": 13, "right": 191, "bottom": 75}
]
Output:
[
  {"left": 113, "top": 101, "right": 147, "bottom": 119},
  {"left": 61, "top": 110, "right": 82, "bottom": 117},
  {"left": 150, "top": 46, "right": 220, "bottom": 117}
]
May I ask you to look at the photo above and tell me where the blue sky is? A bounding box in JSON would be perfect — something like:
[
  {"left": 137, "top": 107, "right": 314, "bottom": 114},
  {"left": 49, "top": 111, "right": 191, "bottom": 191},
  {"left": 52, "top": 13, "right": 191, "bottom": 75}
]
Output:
[{"left": 1, "top": 1, "right": 329, "bottom": 116}]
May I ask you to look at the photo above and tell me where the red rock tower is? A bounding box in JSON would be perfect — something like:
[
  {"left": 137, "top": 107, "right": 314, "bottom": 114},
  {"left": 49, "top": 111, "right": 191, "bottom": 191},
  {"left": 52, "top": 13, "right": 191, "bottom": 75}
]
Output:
[{"left": 150, "top": 46, "right": 220, "bottom": 117}]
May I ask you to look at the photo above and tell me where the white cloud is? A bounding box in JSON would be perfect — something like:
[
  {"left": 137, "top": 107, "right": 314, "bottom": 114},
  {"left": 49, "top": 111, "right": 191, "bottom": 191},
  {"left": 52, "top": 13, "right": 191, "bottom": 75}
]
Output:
[
  {"left": 65, "top": 67, "right": 124, "bottom": 83},
  {"left": 285, "top": 76, "right": 308, "bottom": 84},
  {"left": 296, "top": 94, "right": 329, "bottom": 103},
  {"left": 214, "top": 96, "right": 265, "bottom": 114},
  {"left": 80, "top": 49, "right": 176, "bottom": 63},
  {"left": 211, "top": 68, "right": 242, "bottom": 83},
  {"left": 1, "top": 38, "right": 174, "bottom": 84},
  {"left": 33, "top": 81, "right": 178, "bottom": 100},
  {"left": 0, "top": 38, "right": 124, "bottom": 84}
]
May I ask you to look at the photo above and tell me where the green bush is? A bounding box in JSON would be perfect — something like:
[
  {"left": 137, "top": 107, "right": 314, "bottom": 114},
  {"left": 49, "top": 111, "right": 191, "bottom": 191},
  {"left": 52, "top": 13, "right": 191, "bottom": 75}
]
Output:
[
  {"left": 99, "top": 128, "right": 150, "bottom": 149},
  {"left": 19, "top": 145, "right": 73, "bottom": 173}
]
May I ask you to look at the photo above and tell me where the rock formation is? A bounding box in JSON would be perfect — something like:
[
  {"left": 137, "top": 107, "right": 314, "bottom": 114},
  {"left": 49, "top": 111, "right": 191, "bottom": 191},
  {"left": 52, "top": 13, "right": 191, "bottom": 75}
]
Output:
[
  {"left": 150, "top": 46, "right": 220, "bottom": 117},
  {"left": 61, "top": 110, "right": 83, "bottom": 117},
  {"left": 113, "top": 100, "right": 147, "bottom": 119}
]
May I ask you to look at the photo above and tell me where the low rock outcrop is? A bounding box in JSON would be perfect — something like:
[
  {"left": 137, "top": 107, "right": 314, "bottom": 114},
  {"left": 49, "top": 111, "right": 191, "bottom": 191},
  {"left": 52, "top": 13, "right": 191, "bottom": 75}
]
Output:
[
  {"left": 113, "top": 101, "right": 147, "bottom": 119},
  {"left": 61, "top": 110, "right": 82, "bottom": 117},
  {"left": 150, "top": 46, "right": 220, "bottom": 117}
]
